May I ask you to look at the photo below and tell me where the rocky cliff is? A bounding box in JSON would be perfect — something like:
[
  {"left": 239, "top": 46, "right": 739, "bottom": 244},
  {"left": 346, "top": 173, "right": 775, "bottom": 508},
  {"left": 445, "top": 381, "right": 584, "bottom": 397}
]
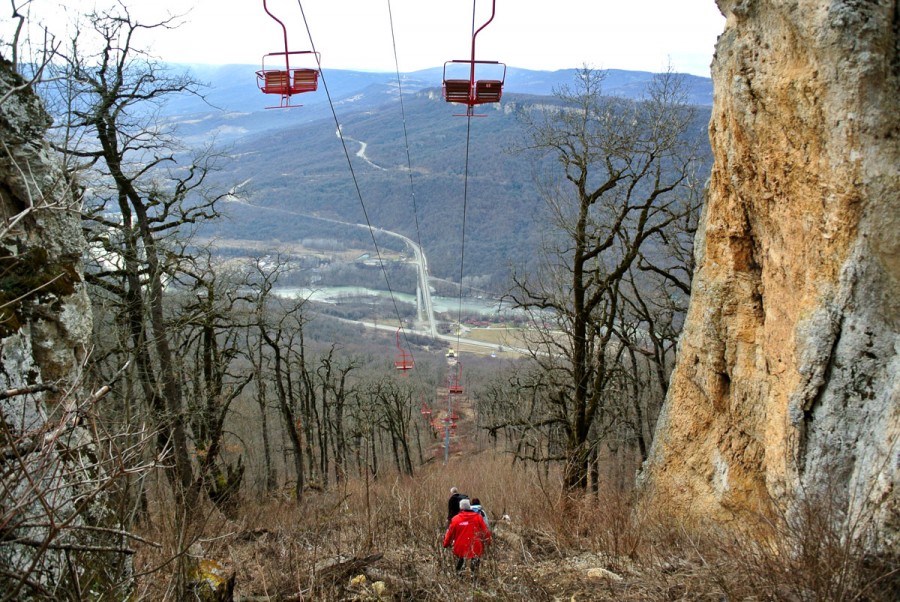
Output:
[
  {"left": 643, "top": 0, "right": 898, "bottom": 549},
  {"left": 0, "top": 58, "right": 131, "bottom": 597}
]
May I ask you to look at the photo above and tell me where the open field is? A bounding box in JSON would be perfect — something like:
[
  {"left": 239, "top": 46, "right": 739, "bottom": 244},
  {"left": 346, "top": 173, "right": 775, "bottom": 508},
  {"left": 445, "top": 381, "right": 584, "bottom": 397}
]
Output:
[
  {"left": 463, "top": 325, "right": 567, "bottom": 354},
  {"left": 462, "top": 326, "right": 522, "bottom": 346},
  {"left": 195, "top": 237, "right": 405, "bottom": 263}
]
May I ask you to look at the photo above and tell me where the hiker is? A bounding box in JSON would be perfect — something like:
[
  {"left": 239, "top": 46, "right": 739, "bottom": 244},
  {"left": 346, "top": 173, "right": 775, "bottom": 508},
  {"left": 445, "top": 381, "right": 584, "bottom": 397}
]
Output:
[
  {"left": 470, "top": 497, "right": 490, "bottom": 530},
  {"left": 443, "top": 498, "right": 491, "bottom": 573},
  {"left": 447, "top": 486, "right": 468, "bottom": 524}
]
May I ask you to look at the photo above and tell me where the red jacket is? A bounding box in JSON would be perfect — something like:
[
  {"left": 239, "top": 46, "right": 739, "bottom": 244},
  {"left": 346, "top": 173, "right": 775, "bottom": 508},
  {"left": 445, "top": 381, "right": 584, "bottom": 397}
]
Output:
[{"left": 443, "top": 510, "right": 491, "bottom": 558}]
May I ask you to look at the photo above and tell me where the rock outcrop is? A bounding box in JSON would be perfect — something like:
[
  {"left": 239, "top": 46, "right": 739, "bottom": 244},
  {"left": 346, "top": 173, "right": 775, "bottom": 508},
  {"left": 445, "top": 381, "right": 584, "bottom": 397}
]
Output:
[
  {"left": 0, "top": 58, "right": 131, "bottom": 597},
  {"left": 642, "top": 0, "right": 898, "bottom": 549}
]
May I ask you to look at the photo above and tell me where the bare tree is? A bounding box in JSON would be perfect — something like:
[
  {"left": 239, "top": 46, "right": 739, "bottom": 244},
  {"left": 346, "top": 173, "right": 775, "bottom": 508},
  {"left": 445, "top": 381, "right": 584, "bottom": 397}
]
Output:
[
  {"left": 249, "top": 258, "right": 308, "bottom": 503},
  {"left": 368, "top": 375, "right": 416, "bottom": 476},
  {"left": 504, "top": 67, "right": 704, "bottom": 490},
  {"left": 42, "top": 5, "right": 228, "bottom": 515},
  {"left": 244, "top": 296, "right": 278, "bottom": 495},
  {"left": 174, "top": 253, "right": 252, "bottom": 514},
  {"left": 302, "top": 345, "right": 359, "bottom": 486}
]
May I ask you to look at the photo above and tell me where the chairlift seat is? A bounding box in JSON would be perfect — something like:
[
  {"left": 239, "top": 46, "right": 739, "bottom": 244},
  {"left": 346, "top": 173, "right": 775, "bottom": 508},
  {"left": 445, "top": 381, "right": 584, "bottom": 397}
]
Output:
[
  {"left": 292, "top": 68, "right": 318, "bottom": 93},
  {"left": 395, "top": 360, "right": 414, "bottom": 371},
  {"left": 443, "top": 79, "right": 471, "bottom": 103},
  {"left": 475, "top": 80, "right": 502, "bottom": 103}
]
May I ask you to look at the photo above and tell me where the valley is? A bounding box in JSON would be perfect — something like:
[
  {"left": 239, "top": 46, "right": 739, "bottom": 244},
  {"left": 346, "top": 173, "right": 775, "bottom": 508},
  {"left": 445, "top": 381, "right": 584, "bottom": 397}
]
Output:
[
  {"left": 191, "top": 66, "right": 714, "bottom": 292},
  {"left": 4, "top": 0, "right": 897, "bottom": 598}
]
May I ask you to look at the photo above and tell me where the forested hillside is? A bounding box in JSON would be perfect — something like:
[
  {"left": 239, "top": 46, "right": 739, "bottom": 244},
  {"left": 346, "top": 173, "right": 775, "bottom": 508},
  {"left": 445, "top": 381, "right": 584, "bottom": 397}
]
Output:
[{"left": 195, "top": 80, "right": 713, "bottom": 290}]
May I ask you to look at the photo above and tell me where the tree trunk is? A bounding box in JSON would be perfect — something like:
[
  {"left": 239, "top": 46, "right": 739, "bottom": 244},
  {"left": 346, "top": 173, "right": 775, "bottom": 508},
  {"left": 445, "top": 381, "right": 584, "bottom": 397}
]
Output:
[{"left": 260, "top": 325, "right": 304, "bottom": 503}]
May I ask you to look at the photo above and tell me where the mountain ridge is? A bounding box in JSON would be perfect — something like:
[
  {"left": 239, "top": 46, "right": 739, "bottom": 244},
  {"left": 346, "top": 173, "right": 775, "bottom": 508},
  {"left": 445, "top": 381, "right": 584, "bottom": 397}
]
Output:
[{"left": 162, "top": 64, "right": 712, "bottom": 144}]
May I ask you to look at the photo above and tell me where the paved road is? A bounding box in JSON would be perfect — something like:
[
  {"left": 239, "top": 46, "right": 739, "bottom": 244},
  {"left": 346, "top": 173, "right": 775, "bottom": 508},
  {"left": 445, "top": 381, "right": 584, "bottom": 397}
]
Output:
[
  {"left": 369, "top": 226, "right": 437, "bottom": 337},
  {"left": 335, "top": 316, "right": 527, "bottom": 356},
  {"left": 222, "top": 195, "right": 531, "bottom": 356},
  {"left": 225, "top": 190, "right": 439, "bottom": 337}
]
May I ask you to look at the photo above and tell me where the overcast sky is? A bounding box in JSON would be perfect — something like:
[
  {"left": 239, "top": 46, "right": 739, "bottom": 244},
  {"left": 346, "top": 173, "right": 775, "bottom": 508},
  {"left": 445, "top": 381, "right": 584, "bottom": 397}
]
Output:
[{"left": 7, "top": 0, "right": 725, "bottom": 76}]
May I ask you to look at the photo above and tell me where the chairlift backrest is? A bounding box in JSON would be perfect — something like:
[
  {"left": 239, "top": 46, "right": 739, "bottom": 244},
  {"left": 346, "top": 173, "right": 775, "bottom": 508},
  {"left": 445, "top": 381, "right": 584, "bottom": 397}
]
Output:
[
  {"left": 291, "top": 68, "right": 318, "bottom": 93},
  {"left": 263, "top": 71, "right": 290, "bottom": 94},
  {"left": 475, "top": 79, "right": 502, "bottom": 103},
  {"left": 443, "top": 79, "right": 472, "bottom": 103}
]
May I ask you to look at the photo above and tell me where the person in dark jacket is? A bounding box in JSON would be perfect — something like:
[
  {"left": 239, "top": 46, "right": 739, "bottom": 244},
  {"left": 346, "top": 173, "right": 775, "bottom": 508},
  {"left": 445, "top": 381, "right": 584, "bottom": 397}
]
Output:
[
  {"left": 443, "top": 498, "right": 491, "bottom": 573},
  {"left": 447, "top": 486, "right": 468, "bottom": 523}
]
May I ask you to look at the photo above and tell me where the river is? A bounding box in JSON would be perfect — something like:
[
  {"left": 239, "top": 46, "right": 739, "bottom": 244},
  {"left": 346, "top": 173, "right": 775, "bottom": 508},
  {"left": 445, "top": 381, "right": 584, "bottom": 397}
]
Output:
[{"left": 273, "top": 286, "right": 521, "bottom": 317}]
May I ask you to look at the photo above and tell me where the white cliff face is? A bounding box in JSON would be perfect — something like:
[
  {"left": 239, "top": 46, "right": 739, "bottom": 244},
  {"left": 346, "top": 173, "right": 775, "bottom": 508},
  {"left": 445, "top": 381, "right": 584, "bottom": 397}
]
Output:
[
  {"left": 642, "top": 0, "right": 898, "bottom": 550},
  {"left": 0, "top": 59, "right": 131, "bottom": 596}
]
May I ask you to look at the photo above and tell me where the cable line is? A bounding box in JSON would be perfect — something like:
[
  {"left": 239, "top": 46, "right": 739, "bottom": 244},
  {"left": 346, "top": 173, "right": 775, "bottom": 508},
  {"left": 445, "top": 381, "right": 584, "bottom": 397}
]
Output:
[
  {"left": 442, "top": 5, "right": 481, "bottom": 463},
  {"left": 294, "top": 1, "right": 413, "bottom": 364},
  {"left": 386, "top": 0, "right": 424, "bottom": 258},
  {"left": 452, "top": 0, "right": 480, "bottom": 359},
  {"left": 385, "top": 0, "right": 429, "bottom": 364},
  {"left": 454, "top": 116, "right": 474, "bottom": 359}
]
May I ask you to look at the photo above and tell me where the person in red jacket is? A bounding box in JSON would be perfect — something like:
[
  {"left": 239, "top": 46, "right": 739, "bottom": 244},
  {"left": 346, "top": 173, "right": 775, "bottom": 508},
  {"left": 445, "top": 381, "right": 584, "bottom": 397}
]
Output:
[{"left": 443, "top": 498, "right": 491, "bottom": 573}]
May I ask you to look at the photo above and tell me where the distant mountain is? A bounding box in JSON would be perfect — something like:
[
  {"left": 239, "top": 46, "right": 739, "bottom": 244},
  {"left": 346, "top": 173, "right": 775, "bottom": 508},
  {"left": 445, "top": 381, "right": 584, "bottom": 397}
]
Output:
[
  {"left": 140, "top": 63, "right": 715, "bottom": 292},
  {"left": 162, "top": 64, "right": 713, "bottom": 146},
  {"left": 505, "top": 67, "right": 713, "bottom": 104}
]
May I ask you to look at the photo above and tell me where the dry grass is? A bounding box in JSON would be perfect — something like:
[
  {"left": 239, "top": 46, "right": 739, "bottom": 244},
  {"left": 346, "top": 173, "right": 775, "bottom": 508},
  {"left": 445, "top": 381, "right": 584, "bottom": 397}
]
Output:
[
  {"left": 462, "top": 327, "right": 523, "bottom": 346},
  {"left": 463, "top": 326, "right": 561, "bottom": 351},
  {"left": 132, "top": 452, "right": 898, "bottom": 601}
]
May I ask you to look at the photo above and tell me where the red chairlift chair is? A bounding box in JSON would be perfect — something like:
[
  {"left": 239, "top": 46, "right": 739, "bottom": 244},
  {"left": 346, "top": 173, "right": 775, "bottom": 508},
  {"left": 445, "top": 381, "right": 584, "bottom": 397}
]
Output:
[
  {"left": 442, "top": 0, "right": 506, "bottom": 116},
  {"left": 394, "top": 328, "right": 414, "bottom": 372},
  {"left": 256, "top": 0, "right": 320, "bottom": 108},
  {"left": 442, "top": 60, "right": 506, "bottom": 110},
  {"left": 448, "top": 363, "right": 464, "bottom": 395}
]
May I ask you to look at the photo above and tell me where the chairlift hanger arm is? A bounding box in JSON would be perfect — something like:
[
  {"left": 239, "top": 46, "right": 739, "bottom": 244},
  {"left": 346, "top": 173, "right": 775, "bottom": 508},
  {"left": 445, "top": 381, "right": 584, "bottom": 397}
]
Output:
[
  {"left": 263, "top": 0, "right": 291, "bottom": 72},
  {"left": 441, "top": 0, "right": 504, "bottom": 114},
  {"left": 256, "top": 2, "right": 320, "bottom": 108},
  {"left": 470, "top": 0, "right": 498, "bottom": 73}
]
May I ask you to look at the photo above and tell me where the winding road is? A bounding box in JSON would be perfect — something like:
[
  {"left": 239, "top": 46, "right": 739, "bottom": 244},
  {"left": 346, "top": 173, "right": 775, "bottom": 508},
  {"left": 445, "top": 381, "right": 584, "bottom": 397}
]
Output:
[
  {"left": 225, "top": 182, "right": 437, "bottom": 335},
  {"left": 225, "top": 166, "right": 527, "bottom": 355}
]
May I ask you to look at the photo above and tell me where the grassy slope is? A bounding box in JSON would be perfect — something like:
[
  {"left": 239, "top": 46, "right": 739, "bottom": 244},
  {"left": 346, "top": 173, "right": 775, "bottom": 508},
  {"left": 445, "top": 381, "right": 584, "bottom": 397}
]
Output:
[{"left": 133, "top": 394, "right": 897, "bottom": 601}]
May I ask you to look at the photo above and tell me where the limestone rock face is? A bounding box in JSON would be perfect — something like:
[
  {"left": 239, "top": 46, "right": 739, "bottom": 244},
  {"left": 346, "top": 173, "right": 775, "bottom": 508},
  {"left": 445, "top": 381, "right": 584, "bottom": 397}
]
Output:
[
  {"left": 642, "top": 0, "right": 898, "bottom": 548},
  {"left": 0, "top": 58, "right": 130, "bottom": 597}
]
